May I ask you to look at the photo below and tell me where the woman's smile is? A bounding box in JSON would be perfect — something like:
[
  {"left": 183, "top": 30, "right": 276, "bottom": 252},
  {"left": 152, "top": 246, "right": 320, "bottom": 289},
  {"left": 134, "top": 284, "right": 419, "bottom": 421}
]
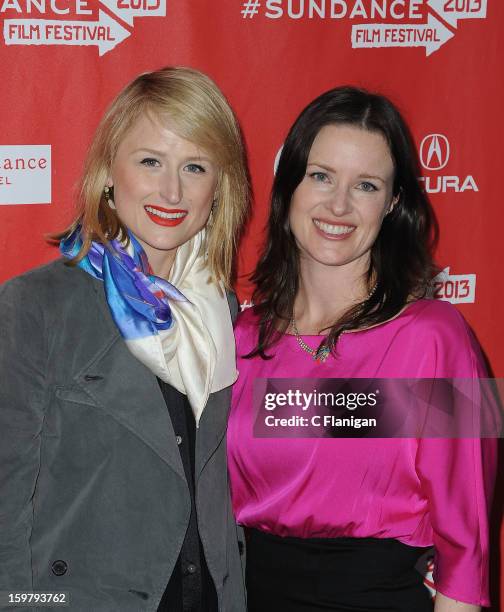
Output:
[
  {"left": 312, "top": 219, "right": 356, "bottom": 238},
  {"left": 144, "top": 205, "right": 188, "bottom": 226}
]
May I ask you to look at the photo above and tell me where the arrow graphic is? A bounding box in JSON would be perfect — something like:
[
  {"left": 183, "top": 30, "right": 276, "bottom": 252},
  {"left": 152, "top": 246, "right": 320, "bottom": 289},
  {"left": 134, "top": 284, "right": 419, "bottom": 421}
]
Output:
[
  {"left": 428, "top": 0, "right": 487, "bottom": 28},
  {"left": 100, "top": 0, "right": 166, "bottom": 26},
  {"left": 431, "top": 267, "right": 477, "bottom": 304},
  {"left": 4, "top": 9, "right": 130, "bottom": 55},
  {"left": 352, "top": 13, "right": 454, "bottom": 56}
]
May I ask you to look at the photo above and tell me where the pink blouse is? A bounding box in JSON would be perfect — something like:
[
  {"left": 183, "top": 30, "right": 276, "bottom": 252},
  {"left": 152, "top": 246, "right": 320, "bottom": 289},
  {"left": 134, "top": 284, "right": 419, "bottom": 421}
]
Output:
[{"left": 227, "top": 299, "right": 497, "bottom": 607}]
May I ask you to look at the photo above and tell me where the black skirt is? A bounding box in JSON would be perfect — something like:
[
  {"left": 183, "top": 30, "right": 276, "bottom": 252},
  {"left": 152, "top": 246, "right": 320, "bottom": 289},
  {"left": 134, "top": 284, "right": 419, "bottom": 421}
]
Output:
[{"left": 245, "top": 528, "right": 434, "bottom": 612}]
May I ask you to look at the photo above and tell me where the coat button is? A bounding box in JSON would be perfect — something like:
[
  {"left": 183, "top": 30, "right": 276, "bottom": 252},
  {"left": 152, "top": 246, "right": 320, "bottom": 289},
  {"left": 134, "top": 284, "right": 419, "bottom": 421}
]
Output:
[
  {"left": 186, "top": 563, "right": 197, "bottom": 575},
  {"left": 175, "top": 435, "right": 182, "bottom": 445},
  {"left": 51, "top": 560, "right": 68, "bottom": 576}
]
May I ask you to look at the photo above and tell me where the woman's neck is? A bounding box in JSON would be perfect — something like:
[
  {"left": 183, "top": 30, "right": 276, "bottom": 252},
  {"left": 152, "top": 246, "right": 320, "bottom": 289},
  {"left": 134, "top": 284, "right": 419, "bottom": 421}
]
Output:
[
  {"left": 142, "top": 244, "right": 177, "bottom": 280},
  {"left": 293, "top": 258, "right": 371, "bottom": 334}
]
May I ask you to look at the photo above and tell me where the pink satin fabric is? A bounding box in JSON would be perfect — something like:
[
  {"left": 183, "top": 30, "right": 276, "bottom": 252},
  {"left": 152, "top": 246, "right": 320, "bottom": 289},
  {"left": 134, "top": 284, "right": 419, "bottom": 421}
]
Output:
[{"left": 227, "top": 299, "right": 497, "bottom": 607}]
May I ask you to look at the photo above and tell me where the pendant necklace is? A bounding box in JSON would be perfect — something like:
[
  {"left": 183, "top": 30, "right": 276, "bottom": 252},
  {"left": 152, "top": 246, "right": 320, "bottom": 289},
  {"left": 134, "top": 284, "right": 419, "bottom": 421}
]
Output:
[{"left": 290, "top": 283, "right": 378, "bottom": 363}]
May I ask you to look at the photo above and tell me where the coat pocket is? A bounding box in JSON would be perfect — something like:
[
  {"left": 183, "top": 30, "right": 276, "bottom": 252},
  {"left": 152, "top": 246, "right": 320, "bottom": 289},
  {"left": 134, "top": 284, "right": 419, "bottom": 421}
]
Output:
[{"left": 55, "top": 386, "right": 98, "bottom": 408}]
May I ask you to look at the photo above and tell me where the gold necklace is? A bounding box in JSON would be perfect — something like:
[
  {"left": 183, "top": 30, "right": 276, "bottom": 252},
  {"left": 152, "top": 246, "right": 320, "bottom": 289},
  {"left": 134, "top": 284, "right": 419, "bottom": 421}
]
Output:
[
  {"left": 290, "top": 283, "right": 378, "bottom": 363},
  {"left": 290, "top": 317, "right": 331, "bottom": 363}
]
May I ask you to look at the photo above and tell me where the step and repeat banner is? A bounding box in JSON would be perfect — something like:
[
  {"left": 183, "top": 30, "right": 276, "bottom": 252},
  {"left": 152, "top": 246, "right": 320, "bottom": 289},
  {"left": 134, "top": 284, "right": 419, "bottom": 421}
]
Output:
[{"left": 0, "top": 0, "right": 502, "bottom": 607}]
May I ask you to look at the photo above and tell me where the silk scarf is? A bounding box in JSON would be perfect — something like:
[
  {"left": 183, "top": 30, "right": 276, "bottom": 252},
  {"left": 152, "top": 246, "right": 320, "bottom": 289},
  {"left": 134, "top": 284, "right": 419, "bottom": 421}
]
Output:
[{"left": 61, "top": 228, "right": 237, "bottom": 425}]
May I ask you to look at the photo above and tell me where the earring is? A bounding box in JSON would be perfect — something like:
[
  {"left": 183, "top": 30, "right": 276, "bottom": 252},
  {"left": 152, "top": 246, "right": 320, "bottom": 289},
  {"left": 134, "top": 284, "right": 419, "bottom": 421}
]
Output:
[
  {"left": 394, "top": 188, "right": 403, "bottom": 208},
  {"left": 104, "top": 186, "right": 116, "bottom": 210},
  {"left": 387, "top": 189, "right": 401, "bottom": 215}
]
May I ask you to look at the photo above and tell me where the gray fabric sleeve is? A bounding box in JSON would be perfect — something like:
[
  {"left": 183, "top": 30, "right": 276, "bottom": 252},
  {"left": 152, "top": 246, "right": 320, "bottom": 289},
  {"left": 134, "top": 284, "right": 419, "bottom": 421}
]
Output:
[
  {"left": 226, "top": 291, "right": 240, "bottom": 323},
  {"left": 0, "top": 276, "right": 46, "bottom": 595}
]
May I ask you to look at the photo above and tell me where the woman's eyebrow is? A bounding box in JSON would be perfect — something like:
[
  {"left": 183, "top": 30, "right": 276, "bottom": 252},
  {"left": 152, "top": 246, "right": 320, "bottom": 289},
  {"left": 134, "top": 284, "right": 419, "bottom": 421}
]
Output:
[
  {"left": 133, "top": 148, "right": 213, "bottom": 163},
  {"left": 133, "top": 147, "right": 166, "bottom": 156},
  {"left": 356, "top": 173, "right": 386, "bottom": 183},
  {"left": 306, "top": 161, "right": 336, "bottom": 172},
  {"left": 307, "top": 162, "right": 387, "bottom": 183}
]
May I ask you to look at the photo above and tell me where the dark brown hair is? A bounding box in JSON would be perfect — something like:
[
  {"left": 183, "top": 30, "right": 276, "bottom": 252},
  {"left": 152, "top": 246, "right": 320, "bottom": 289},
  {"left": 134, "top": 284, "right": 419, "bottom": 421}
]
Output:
[{"left": 247, "top": 86, "right": 438, "bottom": 359}]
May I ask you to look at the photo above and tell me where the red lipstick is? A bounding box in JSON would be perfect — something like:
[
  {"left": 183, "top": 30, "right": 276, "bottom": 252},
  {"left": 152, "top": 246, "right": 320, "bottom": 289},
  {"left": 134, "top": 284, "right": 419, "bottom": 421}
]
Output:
[{"left": 144, "top": 205, "right": 187, "bottom": 227}]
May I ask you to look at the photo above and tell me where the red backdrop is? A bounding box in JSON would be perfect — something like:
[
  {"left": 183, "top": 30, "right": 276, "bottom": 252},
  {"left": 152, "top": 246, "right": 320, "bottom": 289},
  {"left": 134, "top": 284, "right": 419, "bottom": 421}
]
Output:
[{"left": 0, "top": 0, "right": 502, "bottom": 607}]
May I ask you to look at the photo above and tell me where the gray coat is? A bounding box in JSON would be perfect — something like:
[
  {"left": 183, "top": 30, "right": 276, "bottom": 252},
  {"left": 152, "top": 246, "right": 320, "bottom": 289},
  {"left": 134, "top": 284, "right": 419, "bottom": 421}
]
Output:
[{"left": 0, "top": 259, "right": 246, "bottom": 612}]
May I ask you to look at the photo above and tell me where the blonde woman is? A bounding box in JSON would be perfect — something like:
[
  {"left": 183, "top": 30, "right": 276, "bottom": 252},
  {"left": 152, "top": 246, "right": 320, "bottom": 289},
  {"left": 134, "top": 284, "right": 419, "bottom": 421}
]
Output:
[{"left": 0, "top": 67, "right": 248, "bottom": 612}]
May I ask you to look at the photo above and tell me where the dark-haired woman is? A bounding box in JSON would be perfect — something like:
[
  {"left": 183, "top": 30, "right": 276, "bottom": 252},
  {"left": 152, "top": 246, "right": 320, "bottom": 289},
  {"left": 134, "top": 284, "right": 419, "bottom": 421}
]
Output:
[{"left": 227, "top": 87, "right": 496, "bottom": 612}]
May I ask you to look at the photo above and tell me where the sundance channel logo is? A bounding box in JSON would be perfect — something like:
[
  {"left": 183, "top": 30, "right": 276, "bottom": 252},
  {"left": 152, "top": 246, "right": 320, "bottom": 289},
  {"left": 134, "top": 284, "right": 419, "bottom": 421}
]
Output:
[
  {"left": 241, "top": 0, "right": 487, "bottom": 56},
  {"left": 1, "top": 0, "right": 165, "bottom": 55},
  {"left": 418, "top": 133, "right": 478, "bottom": 194},
  {"left": 0, "top": 145, "right": 51, "bottom": 205}
]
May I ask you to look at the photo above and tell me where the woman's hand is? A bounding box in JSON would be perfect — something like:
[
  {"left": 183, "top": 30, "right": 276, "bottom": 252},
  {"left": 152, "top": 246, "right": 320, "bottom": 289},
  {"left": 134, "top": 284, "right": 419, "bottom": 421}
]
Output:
[{"left": 435, "top": 592, "right": 480, "bottom": 612}]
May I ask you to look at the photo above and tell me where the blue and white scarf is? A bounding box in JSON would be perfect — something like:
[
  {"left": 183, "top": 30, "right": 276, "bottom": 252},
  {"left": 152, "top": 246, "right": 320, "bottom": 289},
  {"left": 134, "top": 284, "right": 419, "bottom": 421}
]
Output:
[{"left": 61, "top": 228, "right": 237, "bottom": 425}]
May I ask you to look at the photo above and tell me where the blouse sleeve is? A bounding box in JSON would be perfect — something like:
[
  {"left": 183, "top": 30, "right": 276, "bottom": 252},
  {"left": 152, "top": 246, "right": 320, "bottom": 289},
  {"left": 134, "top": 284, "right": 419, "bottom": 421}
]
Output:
[{"left": 413, "top": 301, "right": 498, "bottom": 606}]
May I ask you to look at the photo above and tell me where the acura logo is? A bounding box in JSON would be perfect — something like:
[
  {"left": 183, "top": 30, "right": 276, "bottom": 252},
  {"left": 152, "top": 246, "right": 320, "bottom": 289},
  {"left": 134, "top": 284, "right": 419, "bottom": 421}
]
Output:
[{"left": 419, "top": 134, "right": 450, "bottom": 171}]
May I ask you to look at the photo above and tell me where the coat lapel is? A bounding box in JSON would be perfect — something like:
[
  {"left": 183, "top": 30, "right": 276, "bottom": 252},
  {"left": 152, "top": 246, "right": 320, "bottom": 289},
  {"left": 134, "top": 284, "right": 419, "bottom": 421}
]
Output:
[
  {"left": 75, "top": 272, "right": 237, "bottom": 482},
  {"left": 195, "top": 386, "right": 231, "bottom": 476},
  {"left": 194, "top": 292, "right": 237, "bottom": 476},
  {"left": 72, "top": 276, "right": 186, "bottom": 481}
]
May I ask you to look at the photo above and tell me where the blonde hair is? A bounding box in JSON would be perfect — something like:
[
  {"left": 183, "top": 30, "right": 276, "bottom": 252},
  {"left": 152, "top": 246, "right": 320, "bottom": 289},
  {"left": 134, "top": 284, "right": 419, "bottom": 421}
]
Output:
[{"left": 57, "top": 66, "right": 249, "bottom": 287}]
